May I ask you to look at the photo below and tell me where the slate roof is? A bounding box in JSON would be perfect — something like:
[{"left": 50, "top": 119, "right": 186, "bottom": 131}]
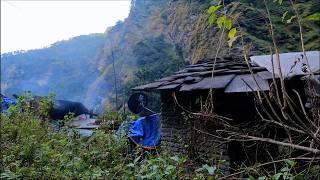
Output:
[{"left": 133, "top": 58, "right": 273, "bottom": 93}]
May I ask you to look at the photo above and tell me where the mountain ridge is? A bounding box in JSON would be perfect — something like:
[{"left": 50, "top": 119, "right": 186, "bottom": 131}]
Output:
[{"left": 1, "top": 33, "right": 105, "bottom": 109}]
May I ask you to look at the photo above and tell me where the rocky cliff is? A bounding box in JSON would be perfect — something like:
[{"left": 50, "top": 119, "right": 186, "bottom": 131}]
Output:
[{"left": 91, "top": 0, "right": 319, "bottom": 109}]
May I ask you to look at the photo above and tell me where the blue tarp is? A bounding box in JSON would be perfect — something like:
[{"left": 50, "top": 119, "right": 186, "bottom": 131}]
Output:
[
  {"left": 1, "top": 97, "right": 17, "bottom": 111},
  {"left": 128, "top": 114, "right": 160, "bottom": 149}
]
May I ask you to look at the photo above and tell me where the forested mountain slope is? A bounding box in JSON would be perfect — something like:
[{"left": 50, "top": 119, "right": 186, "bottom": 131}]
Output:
[
  {"left": 1, "top": 0, "right": 318, "bottom": 110},
  {"left": 1, "top": 34, "right": 105, "bottom": 108},
  {"left": 91, "top": 0, "right": 319, "bottom": 109}
]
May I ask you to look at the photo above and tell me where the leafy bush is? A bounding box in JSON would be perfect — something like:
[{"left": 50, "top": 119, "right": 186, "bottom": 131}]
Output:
[
  {"left": 0, "top": 96, "right": 219, "bottom": 179},
  {"left": 1, "top": 98, "right": 128, "bottom": 179},
  {"left": 2, "top": 95, "right": 318, "bottom": 179}
]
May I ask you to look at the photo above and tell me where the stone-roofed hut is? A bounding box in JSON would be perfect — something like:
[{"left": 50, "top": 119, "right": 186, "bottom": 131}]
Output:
[
  {"left": 132, "top": 51, "right": 319, "bottom": 173},
  {"left": 133, "top": 57, "right": 273, "bottom": 171}
]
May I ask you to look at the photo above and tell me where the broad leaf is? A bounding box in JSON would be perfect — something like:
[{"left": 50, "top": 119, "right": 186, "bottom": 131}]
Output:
[
  {"left": 207, "top": 5, "right": 220, "bottom": 14},
  {"left": 273, "top": 173, "right": 282, "bottom": 180},
  {"left": 202, "top": 164, "right": 216, "bottom": 175},
  {"left": 217, "top": 16, "right": 226, "bottom": 29},
  {"left": 228, "top": 28, "right": 236, "bottom": 39},
  {"left": 225, "top": 18, "right": 232, "bottom": 30},
  {"left": 209, "top": 13, "right": 215, "bottom": 25}
]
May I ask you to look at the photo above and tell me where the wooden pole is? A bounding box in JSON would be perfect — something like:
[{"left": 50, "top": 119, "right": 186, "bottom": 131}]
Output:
[{"left": 111, "top": 49, "right": 118, "bottom": 109}]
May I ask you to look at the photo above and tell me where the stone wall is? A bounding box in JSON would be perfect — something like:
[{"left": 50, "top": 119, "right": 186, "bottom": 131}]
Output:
[
  {"left": 160, "top": 92, "right": 191, "bottom": 155},
  {"left": 160, "top": 91, "right": 230, "bottom": 174},
  {"left": 303, "top": 75, "right": 320, "bottom": 123}
]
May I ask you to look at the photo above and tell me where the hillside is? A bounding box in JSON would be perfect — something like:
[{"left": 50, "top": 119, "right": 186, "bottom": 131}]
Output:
[
  {"left": 1, "top": 0, "right": 318, "bottom": 110},
  {"left": 1, "top": 34, "right": 105, "bottom": 109},
  {"left": 91, "top": 0, "right": 320, "bottom": 109}
]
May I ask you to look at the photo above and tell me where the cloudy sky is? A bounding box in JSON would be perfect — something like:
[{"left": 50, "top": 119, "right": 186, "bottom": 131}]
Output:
[{"left": 1, "top": 1, "right": 131, "bottom": 53}]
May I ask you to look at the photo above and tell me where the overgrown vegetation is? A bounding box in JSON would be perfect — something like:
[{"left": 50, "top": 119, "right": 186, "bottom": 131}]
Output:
[
  {"left": 1, "top": 0, "right": 319, "bottom": 179},
  {"left": 0, "top": 96, "right": 225, "bottom": 179},
  {"left": 2, "top": 88, "right": 319, "bottom": 179},
  {"left": 1, "top": 102, "right": 318, "bottom": 179}
]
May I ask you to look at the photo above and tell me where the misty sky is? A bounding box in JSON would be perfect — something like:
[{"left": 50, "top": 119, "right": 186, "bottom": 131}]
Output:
[{"left": 1, "top": 1, "right": 131, "bottom": 53}]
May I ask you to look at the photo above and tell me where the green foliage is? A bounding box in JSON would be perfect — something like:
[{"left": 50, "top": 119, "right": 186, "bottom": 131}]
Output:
[
  {"left": 208, "top": 5, "right": 221, "bottom": 14},
  {"left": 96, "top": 111, "right": 136, "bottom": 132},
  {"left": 274, "top": 0, "right": 283, "bottom": 5},
  {"left": 207, "top": 4, "right": 237, "bottom": 47},
  {"left": 1, "top": 104, "right": 128, "bottom": 179},
  {"left": 281, "top": 11, "right": 288, "bottom": 22},
  {"left": 1, "top": 95, "right": 319, "bottom": 179},
  {"left": 208, "top": 5, "right": 221, "bottom": 25},
  {"left": 195, "top": 164, "right": 217, "bottom": 178},
  {"left": 286, "top": 15, "right": 296, "bottom": 24},
  {"left": 123, "top": 154, "right": 187, "bottom": 179},
  {"left": 37, "top": 93, "right": 55, "bottom": 119},
  {"left": 228, "top": 28, "right": 237, "bottom": 47},
  {"left": 209, "top": 13, "right": 216, "bottom": 26},
  {"left": 307, "top": 12, "right": 320, "bottom": 21},
  {"left": 237, "top": 0, "right": 320, "bottom": 52},
  {"left": 0, "top": 101, "right": 214, "bottom": 179}
]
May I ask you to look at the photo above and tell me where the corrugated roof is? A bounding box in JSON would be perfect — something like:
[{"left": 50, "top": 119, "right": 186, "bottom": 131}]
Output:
[
  {"left": 132, "top": 59, "right": 271, "bottom": 93},
  {"left": 251, "top": 51, "right": 320, "bottom": 78}
]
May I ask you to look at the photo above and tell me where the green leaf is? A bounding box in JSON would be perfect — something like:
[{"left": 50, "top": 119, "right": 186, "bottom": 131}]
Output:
[
  {"left": 202, "top": 164, "right": 216, "bottom": 175},
  {"left": 307, "top": 12, "right": 320, "bottom": 21},
  {"left": 228, "top": 27, "right": 236, "bottom": 39},
  {"left": 281, "top": 167, "right": 290, "bottom": 172},
  {"left": 225, "top": 18, "right": 232, "bottom": 30},
  {"left": 127, "top": 163, "right": 134, "bottom": 168},
  {"left": 274, "top": 0, "right": 283, "bottom": 5},
  {"left": 282, "top": 11, "right": 288, "bottom": 22},
  {"left": 170, "top": 155, "right": 180, "bottom": 162},
  {"left": 258, "top": 176, "right": 266, "bottom": 180},
  {"left": 228, "top": 28, "right": 237, "bottom": 47},
  {"left": 134, "top": 156, "right": 141, "bottom": 164},
  {"left": 217, "top": 16, "right": 226, "bottom": 29},
  {"left": 209, "top": 13, "right": 216, "bottom": 26},
  {"left": 287, "top": 15, "right": 296, "bottom": 23},
  {"left": 273, "top": 173, "right": 282, "bottom": 180},
  {"left": 164, "top": 165, "right": 176, "bottom": 175},
  {"left": 228, "top": 37, "right": 237, "bottom": 47},
  {"left": 207, "top": 5, "right": 220, "bottom": 14},
  {"left": 195, "top": 167, "right": 204, "bottom": 173},
  {"left": 284, "top": 159, "right": 296, "bottom": 167}
]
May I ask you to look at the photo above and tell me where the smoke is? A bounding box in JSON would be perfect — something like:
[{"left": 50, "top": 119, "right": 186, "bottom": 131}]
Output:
[
  {"left": 1, "top": 34, "right": 108, "bottom": 112},
  {"left": 84, "top": 69, "right": 112, "bottom": 114}
]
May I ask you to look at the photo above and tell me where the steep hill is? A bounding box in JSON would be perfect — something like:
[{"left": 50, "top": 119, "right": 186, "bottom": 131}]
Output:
[
  {"left": 91, "top": 0, "right": 319, "bottom": 109},
  {"left": 1, "top": 34, "right": 105, "bottom": 108}
]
